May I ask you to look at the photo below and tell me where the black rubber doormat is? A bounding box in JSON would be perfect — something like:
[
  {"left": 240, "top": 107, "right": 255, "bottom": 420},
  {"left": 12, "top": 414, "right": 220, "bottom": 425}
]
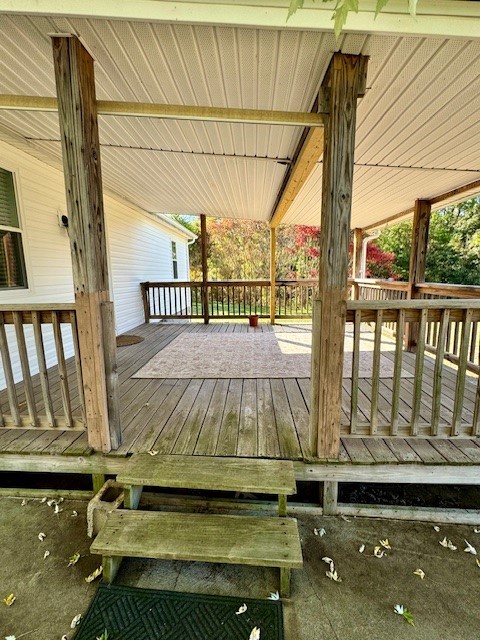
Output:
[{"left": 74, "top": 583, "right": 284, "bottom": 640}]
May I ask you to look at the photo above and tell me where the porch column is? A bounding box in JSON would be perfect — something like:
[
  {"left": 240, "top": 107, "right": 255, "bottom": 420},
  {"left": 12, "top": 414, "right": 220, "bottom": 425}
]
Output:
[
  {"left": 311, "top": 53, "right": 368, "bottom": 459},
  {"left": 270, "top": 226, "right": 276, "bottom": 324},
  {"left": 200, "top": 214, "right": 209, "bottom": 324},
  {"left": 352, "top": 227, "right": 363, "bottom": 299},
  {"left": 405, "top": 199, "right": 431, "bottom": 351},
  {"left": 52, "top": 35, "right": 120, "bottom": 452}
]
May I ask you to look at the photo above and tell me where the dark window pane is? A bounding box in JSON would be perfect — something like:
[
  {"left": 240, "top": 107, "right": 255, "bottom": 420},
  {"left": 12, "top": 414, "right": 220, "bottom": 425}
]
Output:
[
  {"left": 0, "top": 231, "right": 27, "bottom": 288},
  {"left": 0, "top": 168, "right": 19, "bottom": 228}
]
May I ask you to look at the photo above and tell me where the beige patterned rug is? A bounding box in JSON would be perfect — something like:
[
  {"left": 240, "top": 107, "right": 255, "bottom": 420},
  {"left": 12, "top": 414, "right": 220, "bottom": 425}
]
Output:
[{"left": 133, "top": 332, "right": 413, "bottom": 379}]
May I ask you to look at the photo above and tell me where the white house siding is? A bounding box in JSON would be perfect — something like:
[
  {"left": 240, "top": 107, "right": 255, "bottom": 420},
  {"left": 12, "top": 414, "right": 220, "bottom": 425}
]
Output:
[{"left": 0, "top": 139, "right": 191, "bottom": 388}]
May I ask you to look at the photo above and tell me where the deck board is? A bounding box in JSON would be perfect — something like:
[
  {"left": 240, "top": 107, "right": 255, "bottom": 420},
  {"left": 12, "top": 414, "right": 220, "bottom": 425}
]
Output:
[{"left": 0, "top": 320, "right": 480, "bottom": 463}]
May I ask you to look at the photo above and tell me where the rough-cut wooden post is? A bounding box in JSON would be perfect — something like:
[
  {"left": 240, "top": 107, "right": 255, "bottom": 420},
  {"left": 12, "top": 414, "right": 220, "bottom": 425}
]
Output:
[
  {"left": 312, "top": 53, "right": 368, "bottom": 460},
  {"left": 200, "top": 214, "right": 209, "bottom": 325},
  {"left": 352, "top": 228, "right": 363, "bottom": 299},
  {"left": 52, "top": 35, "right": 120, "bottom": 452},
  {"left": 405, "top": 199, "right": 431, "bottom": 351},
  {"left": 270, "top": 226, "right": 276, "bottom": 324}
]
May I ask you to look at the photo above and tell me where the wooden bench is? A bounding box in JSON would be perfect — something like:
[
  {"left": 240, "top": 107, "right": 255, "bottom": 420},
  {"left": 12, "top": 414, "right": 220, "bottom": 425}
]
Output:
[
  {"left": 91, "top": 509, "right": 303, "bottom": 597},
  {"left": 116, "top": 454, "right": 297, "bottom": 515}
]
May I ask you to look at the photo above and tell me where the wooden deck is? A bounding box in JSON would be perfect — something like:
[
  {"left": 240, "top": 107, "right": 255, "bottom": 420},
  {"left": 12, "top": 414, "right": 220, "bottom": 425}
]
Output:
[{"left": 1, "top": 321, "right": 480, "bottom": 469}]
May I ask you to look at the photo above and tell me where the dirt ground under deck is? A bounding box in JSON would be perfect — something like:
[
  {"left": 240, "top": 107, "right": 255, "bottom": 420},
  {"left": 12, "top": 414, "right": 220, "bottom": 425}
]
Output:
[{"left": 1, "top": 496, "right": 480, "bottom": 639}]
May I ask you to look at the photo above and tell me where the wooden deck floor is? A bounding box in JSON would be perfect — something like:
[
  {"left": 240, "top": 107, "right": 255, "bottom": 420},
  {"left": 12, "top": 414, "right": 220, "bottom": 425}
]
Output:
[{"left": 1, "top": 321, "right": 480, "bottom": 466}]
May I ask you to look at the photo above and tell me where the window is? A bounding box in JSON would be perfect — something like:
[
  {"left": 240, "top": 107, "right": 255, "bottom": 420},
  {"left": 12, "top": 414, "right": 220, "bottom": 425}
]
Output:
[
  {"left": 0, "top": 168, "right": 27, "bottom": 289},
  {"left": 171, "top": 241, "right": 178, "bottom": 279}
]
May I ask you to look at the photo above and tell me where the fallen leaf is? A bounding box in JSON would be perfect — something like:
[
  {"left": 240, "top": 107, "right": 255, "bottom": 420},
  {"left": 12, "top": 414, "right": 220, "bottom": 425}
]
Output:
[
  {"left": 85, "top": 566, "right": 103, "bottom": 583},
  {"left": 46, "top": 499, "right": 56, "bottom": 507},
  {"left": 61, "top": 636, "right": 68, "bottom": 640},
  {"left": 43, "top": 550, "right": 50, "bottom": 560},
  {"left": 71, "top": 511, "right": 78, "bottom": 517},
  {"left": 268, "top": 591, "right": 280, "bottom": 601},
  {"left": 464, "top": 540, "right": 477, "bottom": 555},
  {"left": 38, "top": 532, "right": 46, "bottom": 542},
  {"left": 321, "top": 556, "right": 334, "bottom": 565},
  {"left": 249, "top": 627, "right": 260, "bottom": 640},
  {"left": 21, "top": 499, "right": 27, "bottom": 506},
  {"left": 380, "top": 538, "right": 391, "bottom": 549},
  {"left": 433, "top": 525, "right": 440, "bottom": 532},
  {"left": 314, "top": 528, "right": 326, "bottom": 537},
  {"left": 40, "top": 497, "right": 47, "bottom": 503},
  {"left": 5, "top": 635, "right": 16, "bottom": 640},
  {"left": 235, "top": 604, "right": 247, "bottom": 615},
  {"left": 374, "top": 546, "right": 385, "bottom": 558},
  {"left": 476, "top": 558, "right": 480, "bottom": 568},
  {"left": 340, "top": 515, "right": 351, "bottom": 522},
  {"left": 326, "top": 569, "right": 342, "bottom": 582},
  {"left": 3, "top": 593, "right": 16, "bottom": 607},
  {"left": 413, "top": 568, "right": 425, "bottom": 579},
  {"left": 473, "top": 528, "right": 480, "bottom": 534},
  {"left": 54, "top": 504, "right": 63, "bottom": 515},
  {"left": 358, "top": 544, "right": 365, "bottom": 554},
  {"left": 96, "top": 631, "right": 108, "bottom": 640},
  {"left": 67, "top": 552, "right": 80, "bottom": 567},
  {"left": 147, "top": 449, "right": 158, "bottom": 456},
  {"left": 439, "top": 537, "right": 457, "bottom": 551},
  {"left": 58, "top": 497, "right": 64, "bottom": 503},
  {"left": 394, "top": 604, "right": 415, "bottom": 626},
  {"left": 70, "top": 614, "right": 82, "bottom": 629}
]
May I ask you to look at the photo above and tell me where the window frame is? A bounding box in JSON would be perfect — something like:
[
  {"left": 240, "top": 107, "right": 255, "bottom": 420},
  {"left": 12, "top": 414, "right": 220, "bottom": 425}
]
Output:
[
  {"left": 171, "top": 240, "right": 178, "bottom": 280},
  {"left": 0, "top": 165, "right": 30, "bottom": 292}
]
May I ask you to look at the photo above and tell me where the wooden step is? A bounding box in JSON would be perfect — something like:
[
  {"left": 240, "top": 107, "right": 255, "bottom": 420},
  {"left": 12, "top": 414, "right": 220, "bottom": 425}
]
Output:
[
  {"left": 117, "top": 454, "right": 297, "bottom": 495},
  {"left": 91, "top": 509, "right": 303, "bottom": 597}
]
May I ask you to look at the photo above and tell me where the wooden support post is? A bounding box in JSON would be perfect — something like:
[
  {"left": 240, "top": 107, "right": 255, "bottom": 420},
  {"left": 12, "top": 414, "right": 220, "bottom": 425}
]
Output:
[
  {"left": 92, "top": 473, "right": 106, "bottom": 494},
  {"left": 200, "top": 214, "right": 209, "bottom": 325},
  {"left": 405, "top": 199, "right": 431, "bottom": 351},
  {"left": 312, "top": 53, "right": 368, "bottom": 460},
  {"left": 322, "top": 481, "right": 339, "bottom": 516},
  {"left": 52, "top": 35, "right": 120, "bottom": 452},
  {"left": 270, "top": 226, "right": 277, "bottom": 324},
  {"left": 352, "top": 228, "right": 363, "bottom": 300}
]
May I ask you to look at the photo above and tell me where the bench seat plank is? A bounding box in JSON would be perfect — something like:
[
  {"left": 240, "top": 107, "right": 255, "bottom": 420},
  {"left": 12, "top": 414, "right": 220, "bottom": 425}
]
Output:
[{"left": 117, "top": 454, "right": 297, "bottom": 495}]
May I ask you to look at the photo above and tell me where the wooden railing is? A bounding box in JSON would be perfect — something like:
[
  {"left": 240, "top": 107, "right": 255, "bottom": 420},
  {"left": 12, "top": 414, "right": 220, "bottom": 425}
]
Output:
[
  {"left": 0, "top": 305, "right": 85, "bottom": 430},
  {"left": 141, "top": 279, "right": 319, "bottom": 321},
  {"left": 345, "top": 299, "right": 480, "bottom": 437}
]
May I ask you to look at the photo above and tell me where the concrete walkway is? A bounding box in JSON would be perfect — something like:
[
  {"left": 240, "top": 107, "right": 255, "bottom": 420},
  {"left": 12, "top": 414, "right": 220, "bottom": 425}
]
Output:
[{"left": 1, "top": 496, "right": 480, "bottom": 639}]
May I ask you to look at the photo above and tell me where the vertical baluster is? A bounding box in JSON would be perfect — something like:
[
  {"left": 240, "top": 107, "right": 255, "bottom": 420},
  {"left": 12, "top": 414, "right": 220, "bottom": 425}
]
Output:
[
  {"left": 350, "top": 309, "right": 361, "bottom": 434},
  {"left": 32, "top": 311, "right": 55, "bottom": 427},
  {"left": 446, "top": 319, "right": 452, "bottom": 356},
  {"left": 469, "top": 321, "right": 477, "bottom": 364},
  {"left": 13, "top": 311, "right": 38, "bottom": 427},
  {"left": 70, "top": 310, "right": 86, "bottom": 424},
  {"left": 410, "top": 308, "right": 428, "bottom": 435},
  {"left": 52, "top": 311, "right": 73, "bottom": 428},
  {"left": 0, "top": 312, "right": 21, "bottom": 426},
  {"left": 453, "top": 321, "right": 460, "bottom": 356},
  {"left": 370, "top": 308, "right": 383, "bottom": 434},
  {"left": 431, "top": 308, "right": 449, "bottom": 436},
  {"left": 390, "top": 308, "right": 405, "bottom": 435},
  {"left": 451, "top": 308, "right": 473, "bottom": 436}
]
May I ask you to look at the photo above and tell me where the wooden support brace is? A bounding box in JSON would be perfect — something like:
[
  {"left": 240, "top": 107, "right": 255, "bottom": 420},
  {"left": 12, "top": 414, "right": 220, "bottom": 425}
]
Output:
[
  {"left": 124, "top": 484, "right": 143, "bottom": 510},
  {"left": 323, "top": 481, "right": 339, "bottom": 516},
  {"left": 280, "top": 568, "right": 291, "bottom": 598},
  {"left": 92, "top": 474, "right": 106, "bottom": 494},
  {"left": 278, "top": 494, "right": 287, "bottom": 517},
  {"left": 102, "top": 555, "right": 123, "bottom": 584}
]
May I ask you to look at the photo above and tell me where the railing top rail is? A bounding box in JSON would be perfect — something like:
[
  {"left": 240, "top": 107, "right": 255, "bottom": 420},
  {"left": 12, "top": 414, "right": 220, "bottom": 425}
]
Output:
[
  {"left": 348, "top": 299, "right": 480, "bottom": 310},
  {"left": 0, "top": 303, "right": 76, "bottom": 312},
  {"left": 141, "top": 279, "right": 319, "bottom": 287},
  {"left": 416, "top": 282, "right": 480, "bottom": 298},
  {"left": 352, "top": 278, "right": 409, "bottom": 290}
]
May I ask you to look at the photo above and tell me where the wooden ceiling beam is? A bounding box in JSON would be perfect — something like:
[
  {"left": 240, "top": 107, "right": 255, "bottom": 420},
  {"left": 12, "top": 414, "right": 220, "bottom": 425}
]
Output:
[{"left": 0, "top": 93, "right": 326, "bottom": 128}]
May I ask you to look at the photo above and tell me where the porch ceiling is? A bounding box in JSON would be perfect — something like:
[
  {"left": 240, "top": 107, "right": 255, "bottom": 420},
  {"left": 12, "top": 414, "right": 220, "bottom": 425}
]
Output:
[{"left": 0, "top": 14, "right": 479, "bottom": 227}]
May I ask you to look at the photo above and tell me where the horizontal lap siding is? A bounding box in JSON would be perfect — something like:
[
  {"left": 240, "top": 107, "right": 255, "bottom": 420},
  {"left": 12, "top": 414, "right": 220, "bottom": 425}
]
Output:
[{"left": 106, "top": 202, "right": 191, "bottom": 334}]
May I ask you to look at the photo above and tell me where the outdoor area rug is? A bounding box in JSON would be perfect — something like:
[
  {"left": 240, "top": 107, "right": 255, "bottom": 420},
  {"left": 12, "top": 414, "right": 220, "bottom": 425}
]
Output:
[
  {"left": 133, "top": 331, "right": 413, "bottom": 379},
  {"left": 74, "top": 583, "right": 284, "bottom": 640}
]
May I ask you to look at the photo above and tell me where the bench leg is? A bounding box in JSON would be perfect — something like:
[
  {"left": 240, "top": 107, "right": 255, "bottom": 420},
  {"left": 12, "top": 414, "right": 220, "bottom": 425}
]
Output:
[
  {"left": 124, "top": 484, "right": 143, "bottom": 509},
  {"left": 279, "top": 568, "right": 291, "bottom": 598},
  {"left": 103, "top": 556, "right": 123, "bottom": 584},
  {"left": 278, "top": 494, "right": 287, "bottom": 517}
]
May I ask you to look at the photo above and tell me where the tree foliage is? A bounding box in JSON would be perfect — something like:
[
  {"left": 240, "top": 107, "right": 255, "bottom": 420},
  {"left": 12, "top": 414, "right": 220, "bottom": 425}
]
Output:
[
  {"left": 287, "top": 0, "right": 418, "bottom": 38},
  {"left": 377, "top": 198, "right": 480, "bottom": 285}
]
